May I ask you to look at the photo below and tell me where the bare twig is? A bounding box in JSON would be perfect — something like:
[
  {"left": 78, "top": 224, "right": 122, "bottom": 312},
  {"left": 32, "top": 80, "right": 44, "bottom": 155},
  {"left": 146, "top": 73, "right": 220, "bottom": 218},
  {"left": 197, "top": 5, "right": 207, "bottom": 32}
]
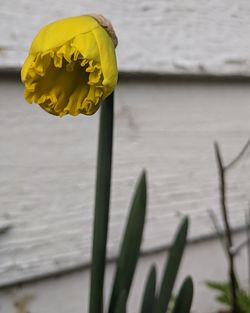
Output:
[
  {"left": 214, "top": 142, "right": 239, "bottom": 313},
  {"left": 207, "top": 209, "right": 227, "bottom": 255},
  {"left": 225, "top": 138, "right": 250, "bottom": 171},
  {"left": 0, "top": 223, "right": 12, "bottom": 235},
  {"left": 208, "top": 208, "right": 247, "bottom": 257},
  {"left": 230, "top": 238, "right": 248, "bottom": 256},
  {"left": 246, "top": 204, "right": 250, "bottom": 295}
]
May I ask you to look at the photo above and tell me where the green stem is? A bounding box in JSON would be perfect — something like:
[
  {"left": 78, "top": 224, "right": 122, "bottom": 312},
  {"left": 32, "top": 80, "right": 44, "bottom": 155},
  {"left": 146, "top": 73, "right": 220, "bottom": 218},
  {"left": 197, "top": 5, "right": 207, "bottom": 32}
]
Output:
[{"left": 89, "top": 93, "right": 114, "bottom": 313}]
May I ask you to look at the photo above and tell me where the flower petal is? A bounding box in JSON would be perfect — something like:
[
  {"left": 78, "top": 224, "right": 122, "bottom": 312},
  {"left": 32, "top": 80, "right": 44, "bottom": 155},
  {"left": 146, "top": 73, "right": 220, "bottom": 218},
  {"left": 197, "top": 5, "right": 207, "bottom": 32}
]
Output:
[
  {"left": 92, "top": 26, "right": 118, "bottom": 95},
  {"left": 21, "top": 15, "right": 118, "bottom": 117},
  {"left": 29, "top": 16, "right": 100, "bottom": 53}
]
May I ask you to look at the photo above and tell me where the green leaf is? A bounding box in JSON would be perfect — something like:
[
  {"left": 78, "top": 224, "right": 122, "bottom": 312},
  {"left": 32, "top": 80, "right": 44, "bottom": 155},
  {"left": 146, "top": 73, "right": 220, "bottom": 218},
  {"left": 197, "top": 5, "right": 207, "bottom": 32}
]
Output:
[
  {"left": 114, "top": 290, "right": 127, "bottom": 313},
  {"left": 89, "top": 94, "right": 114, "bottom": 313},
  {"left": 154, "top": 217, "right": 189, "bottom": 313},
  {"left": 206, "top": 281, "right": 250, "bottom": 313},
  {"left": 238, "top": 289, "right": 250, "bottom": 313},
  {"left": 166, "top": 296, "right": 176, "bottom": 313},
  {"left": 108, "top": 171, "right": 147, "bottom": 313},
  {"left": 206, "top": 280, "right": 230, "bottom": 293},
  {"left": 206, "top": 281, "right": 231, "bottom": 306},
  {"left": 140, "top": 265, "right": 157, "bottom": 313},
  {"left": 172, "top": 276, "right": 193, "bottom": 313}
]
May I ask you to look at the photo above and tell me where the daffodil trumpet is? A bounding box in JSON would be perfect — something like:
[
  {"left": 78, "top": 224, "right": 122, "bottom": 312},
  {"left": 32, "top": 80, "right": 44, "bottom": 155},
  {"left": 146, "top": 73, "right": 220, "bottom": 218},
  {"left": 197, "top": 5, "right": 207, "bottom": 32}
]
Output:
[{"left": 21, "top": 15, "right": 118, "bottom": 117}]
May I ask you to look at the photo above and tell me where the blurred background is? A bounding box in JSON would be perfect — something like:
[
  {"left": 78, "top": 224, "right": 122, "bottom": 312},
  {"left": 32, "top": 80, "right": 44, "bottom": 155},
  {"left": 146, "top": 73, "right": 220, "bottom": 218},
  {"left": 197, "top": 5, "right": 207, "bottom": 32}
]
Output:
[{"left": 1, "top": 1, "right": 250, "bottom": 312}]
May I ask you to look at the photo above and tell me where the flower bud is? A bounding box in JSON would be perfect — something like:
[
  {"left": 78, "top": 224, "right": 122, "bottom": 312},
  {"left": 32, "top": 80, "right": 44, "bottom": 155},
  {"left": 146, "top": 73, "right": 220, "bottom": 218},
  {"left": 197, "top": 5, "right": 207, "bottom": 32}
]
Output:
[{"left": 21, "top": 15, "right": 118, "bottom": 117}]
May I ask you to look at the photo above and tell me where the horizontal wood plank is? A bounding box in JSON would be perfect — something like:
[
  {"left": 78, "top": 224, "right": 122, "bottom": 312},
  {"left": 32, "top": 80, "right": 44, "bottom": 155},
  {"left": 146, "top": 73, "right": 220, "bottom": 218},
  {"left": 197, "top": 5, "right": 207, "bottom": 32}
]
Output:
[{"left": 1, "top": 0, "right": 250, "bottom": 75}]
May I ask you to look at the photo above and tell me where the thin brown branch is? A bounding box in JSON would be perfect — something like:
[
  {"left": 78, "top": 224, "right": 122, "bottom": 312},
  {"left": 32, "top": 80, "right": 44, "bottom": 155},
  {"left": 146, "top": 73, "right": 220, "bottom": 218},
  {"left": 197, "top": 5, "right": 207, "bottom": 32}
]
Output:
[
  {"left": 207, "top": 209, "right": 227, "bottom": 255},
  {"left": 214, "top": 142, "right": 239, "bottom": 313},
  {"left": 246, "top": 204, "right": 250, "bottom": 296},
  {"left": 231, "top": 238, "right": 248, "bottom": 256},
  {"left": 225, "top": 138, "right": 250, "bottom": 171}
]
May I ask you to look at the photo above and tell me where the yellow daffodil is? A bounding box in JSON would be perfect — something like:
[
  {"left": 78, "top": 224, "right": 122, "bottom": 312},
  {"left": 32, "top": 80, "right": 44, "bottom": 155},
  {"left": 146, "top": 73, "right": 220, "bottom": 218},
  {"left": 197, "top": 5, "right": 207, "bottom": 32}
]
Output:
[{"left": 21, "top": 15, "right": 118, "bottom": 117}]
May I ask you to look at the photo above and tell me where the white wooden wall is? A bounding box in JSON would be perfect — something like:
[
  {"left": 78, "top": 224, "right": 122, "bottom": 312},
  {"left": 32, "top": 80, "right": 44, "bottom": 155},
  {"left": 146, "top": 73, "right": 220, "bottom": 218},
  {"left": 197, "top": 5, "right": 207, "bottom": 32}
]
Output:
[
  {"left": 1, "top": 0, "right": 250, "bottom": 75},
  {"left": 0, "top": 77, "right": 250, "bottom": 286}
]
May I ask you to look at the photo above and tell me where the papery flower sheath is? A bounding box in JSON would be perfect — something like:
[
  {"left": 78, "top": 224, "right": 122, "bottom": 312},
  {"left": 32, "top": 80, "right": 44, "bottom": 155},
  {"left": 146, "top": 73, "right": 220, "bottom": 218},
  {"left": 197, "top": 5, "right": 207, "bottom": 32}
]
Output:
[{"left": 21, "top": 15, "right": 118, "bottom": 116}]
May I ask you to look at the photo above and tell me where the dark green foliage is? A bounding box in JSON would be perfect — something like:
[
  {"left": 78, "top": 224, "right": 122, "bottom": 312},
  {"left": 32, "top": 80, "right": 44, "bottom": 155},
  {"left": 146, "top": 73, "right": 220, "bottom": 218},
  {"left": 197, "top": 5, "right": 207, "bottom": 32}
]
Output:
[
  {"left": 172, "top": 277, "right": 194, "bottom": 313},
  {"left": 140, "top": 265, "right": 157, "bottom": 313},
  {"left": 207, "top": 281, "right": 250, "bottom": 313},
  {"left": 89, "top": 94, "right": 193, "bottom": 313},
  {"left": 207, "top": 281, "right": 231, "bottom": 307},
  {"left": 108, "top": 171, "right": 147, "bottom": 313},
  {"left": 114, "top": 291, "right": 127, "bottom": 313},
  {"left": 89, "top": 94, "right": 114, "bottom": 313},
  {"left": 154, "top": 217, "right": 189, "bottom": 313}
]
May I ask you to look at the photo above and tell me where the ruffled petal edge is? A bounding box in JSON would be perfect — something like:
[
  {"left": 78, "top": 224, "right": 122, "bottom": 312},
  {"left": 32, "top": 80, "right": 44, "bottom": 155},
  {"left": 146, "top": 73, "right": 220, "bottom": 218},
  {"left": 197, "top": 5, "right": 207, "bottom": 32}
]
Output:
[{"left": 21, "top": 33, "right": 115, "bottom": 116}]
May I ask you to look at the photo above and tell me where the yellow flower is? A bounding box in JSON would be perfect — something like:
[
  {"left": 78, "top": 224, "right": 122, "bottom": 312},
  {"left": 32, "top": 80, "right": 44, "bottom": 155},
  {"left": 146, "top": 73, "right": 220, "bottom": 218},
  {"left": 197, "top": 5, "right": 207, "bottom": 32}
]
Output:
[{"left": 21, "top": 15, "right": 118, "bottom": 117}]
